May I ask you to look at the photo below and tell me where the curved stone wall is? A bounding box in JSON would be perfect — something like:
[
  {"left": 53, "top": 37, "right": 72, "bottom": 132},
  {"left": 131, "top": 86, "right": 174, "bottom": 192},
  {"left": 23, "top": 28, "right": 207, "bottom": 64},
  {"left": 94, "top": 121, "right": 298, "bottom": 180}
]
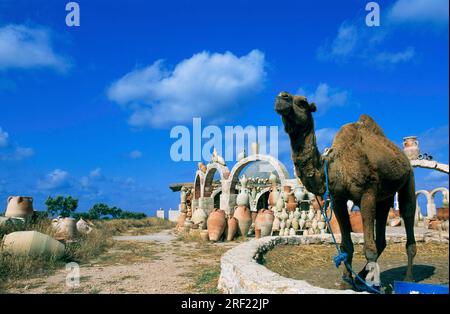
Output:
[{"left": 218, "top": 233, "right": 448, "bottom": 294}]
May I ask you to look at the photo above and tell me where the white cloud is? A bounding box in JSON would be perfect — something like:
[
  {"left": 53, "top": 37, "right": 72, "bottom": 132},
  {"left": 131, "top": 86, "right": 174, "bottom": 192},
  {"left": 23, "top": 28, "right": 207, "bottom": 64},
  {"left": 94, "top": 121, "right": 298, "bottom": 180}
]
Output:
[
  {"left": 37, "top": 169, "right": 71, "bottom": 190},
  {"left": 388, "top": 0, "right": 449, "bottom": 25},
  {"left": 374, "top": 47, "right": 415, "bottom": 64},
  {"left": 0, "top": 127, "right": 9, "bottom": 147},
  {"left": 0, "top": 126, "right": 34, "bottom": 160},
  {"left": 128, "top": 150, "right": 143, "bottom": 159},
  {"left": 0, "top": 24, "right": 69, "bottom": 71},
  {"left": 316, "top": 128, "right": 338, "bottom": 153},
  {"left": 108, "top": 50, "right": 266, "bottom": 128},
  {"left": 297, "top": 83, "right": 349, "bottom": 114}
]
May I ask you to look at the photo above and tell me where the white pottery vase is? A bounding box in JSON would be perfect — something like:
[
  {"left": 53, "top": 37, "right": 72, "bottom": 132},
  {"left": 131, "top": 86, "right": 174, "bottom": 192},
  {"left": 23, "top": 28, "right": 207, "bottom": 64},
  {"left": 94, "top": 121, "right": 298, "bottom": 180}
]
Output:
[
  {"left": 237, "top": 189, "right": 250, "bottom": 206},
  {"left": 312, "top": 219, "right": 318, "bottom": 231},
  {"left": 293, "top": 208, "right": 300, "bottom": 220},
  {"left": 301, "top": 211, "right": 307, "bottom": 220},
  {"left": 292, "top": 218, "right": 299, "bottom": 231},
  {"left": 284, "top": 228, "right": 290, "bottom": 236},
  {"left": 308, "top": 208, "right": 315, "bottom": 221},
  {"left": 280, "top": 209, "right": 289, "bottom": 221},
  {"left": 294, "top": 187, "right": 305, "bottom": 203},
  {"left": 272, "top": 216, "right": 280, "bottom": 231},
  {"left": 289, "top": 228, "right": 296, "bottom": 236},
  {"left": 318, "top": 221, "right": 326, "bottom": 231},
  {"left": 192, "top": 208, "right": 207, "bottom": 225},
  {"left": 276, "top": 197, "right": 284, "bottom": 212},
  {"left": 280, "top": 220, "right": 286, "bottom": 230},
  {"left": 286, "top": 218, "right": 292, "bottom": 229},
  {"left": 299, "top": 218, "right": 306, "bottom": 230}
]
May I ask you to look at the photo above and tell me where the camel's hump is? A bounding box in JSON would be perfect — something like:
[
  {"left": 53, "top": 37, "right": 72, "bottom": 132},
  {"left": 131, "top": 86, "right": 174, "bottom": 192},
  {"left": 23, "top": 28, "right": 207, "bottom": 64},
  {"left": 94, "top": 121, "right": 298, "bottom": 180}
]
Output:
[{"left": 357, "top": 114, "right": 386, "bottom": 137}]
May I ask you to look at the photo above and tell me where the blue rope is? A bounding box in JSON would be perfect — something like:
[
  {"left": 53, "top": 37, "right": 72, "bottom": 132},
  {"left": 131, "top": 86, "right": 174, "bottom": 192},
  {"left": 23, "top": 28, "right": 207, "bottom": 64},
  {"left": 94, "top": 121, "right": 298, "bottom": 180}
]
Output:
[{"left": 318, "top": 159, "right": 381, "bottom": 294}]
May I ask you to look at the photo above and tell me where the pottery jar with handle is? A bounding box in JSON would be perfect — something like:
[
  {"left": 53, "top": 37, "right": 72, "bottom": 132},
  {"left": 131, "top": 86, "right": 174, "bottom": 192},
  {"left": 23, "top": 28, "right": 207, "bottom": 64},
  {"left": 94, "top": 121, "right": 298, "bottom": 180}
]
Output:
[{"left": 207, "top": 209, "right": 226, "bottom": 242}]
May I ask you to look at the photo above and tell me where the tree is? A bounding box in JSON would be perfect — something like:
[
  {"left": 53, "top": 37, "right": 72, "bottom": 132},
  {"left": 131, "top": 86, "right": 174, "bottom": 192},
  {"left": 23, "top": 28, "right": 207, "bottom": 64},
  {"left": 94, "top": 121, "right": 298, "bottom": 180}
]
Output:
[{"left": 45, "top": 196, "right": 78, "bottom": 218}]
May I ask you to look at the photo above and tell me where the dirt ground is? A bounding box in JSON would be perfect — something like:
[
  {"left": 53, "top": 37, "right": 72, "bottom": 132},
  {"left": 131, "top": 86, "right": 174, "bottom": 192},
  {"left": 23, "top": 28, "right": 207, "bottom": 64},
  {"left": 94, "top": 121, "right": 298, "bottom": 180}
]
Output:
[
  {"left": 3, "top": 230, "right": 238, "bottom": 294},
  {"left": 264, "top": 242, "right": 449, "bottom": 292}
]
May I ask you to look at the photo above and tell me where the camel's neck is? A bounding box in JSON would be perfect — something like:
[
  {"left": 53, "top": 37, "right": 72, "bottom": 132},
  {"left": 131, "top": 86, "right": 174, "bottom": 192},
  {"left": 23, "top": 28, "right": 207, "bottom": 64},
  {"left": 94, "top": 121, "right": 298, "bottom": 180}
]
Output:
[{"left": 289, "top": 124, "right": 325, "bottom": 196}]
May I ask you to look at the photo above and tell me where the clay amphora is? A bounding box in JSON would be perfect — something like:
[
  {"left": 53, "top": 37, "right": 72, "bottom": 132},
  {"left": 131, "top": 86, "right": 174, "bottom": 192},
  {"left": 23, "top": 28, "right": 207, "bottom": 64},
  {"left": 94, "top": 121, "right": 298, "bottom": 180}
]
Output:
[
  {"left": 403, "top": 136, "right": 420, "bottom": 160},
  {"left": 3, "top": 231, "right": 65, "bottom": 258},
  {"left": 5, "top": 196, "right": 34, "bottom": 220},
  {"left": 255, "top": 209, "right": 275, "bottom": 237},
  {"left": 226, "top": 217, "right": 238, "bottom": 241},
  {"left": 207, "top": 209, "right": 226, "bottom": 242},
  {"left": 233, "top": 205, "right": 252, "bottom": 237}
]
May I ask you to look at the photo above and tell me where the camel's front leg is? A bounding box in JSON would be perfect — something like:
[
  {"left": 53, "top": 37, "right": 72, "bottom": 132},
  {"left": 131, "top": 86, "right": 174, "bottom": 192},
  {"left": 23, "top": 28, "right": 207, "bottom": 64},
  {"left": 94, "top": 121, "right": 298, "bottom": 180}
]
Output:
[
  {"left": 359, "top": 190, "right": 381, "bottom": 289},
  {"left": 332, "top": 198, "right": 354, "bottom": 289}
]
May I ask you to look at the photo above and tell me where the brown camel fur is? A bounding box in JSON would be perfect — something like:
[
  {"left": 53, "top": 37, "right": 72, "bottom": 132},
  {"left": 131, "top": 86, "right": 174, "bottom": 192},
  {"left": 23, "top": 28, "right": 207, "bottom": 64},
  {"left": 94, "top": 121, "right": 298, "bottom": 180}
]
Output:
[{"left": 275, "top": 91, "right": 417, "bottom": 290}]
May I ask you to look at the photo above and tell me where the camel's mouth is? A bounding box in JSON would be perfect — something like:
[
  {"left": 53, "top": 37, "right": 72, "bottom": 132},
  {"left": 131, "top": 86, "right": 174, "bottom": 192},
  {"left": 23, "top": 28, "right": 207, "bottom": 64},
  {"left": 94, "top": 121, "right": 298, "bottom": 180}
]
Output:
[{"left": 275, "top": 94, "right": 292, "bottom": 115}]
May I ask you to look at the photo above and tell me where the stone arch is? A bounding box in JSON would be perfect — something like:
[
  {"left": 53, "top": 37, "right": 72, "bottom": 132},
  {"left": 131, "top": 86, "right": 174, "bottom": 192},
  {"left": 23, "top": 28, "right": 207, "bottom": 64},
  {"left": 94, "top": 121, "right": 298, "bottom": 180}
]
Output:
[
  {"left": 250, "top": 186, "right": 272, "bottom": 212},
  {"left": 194, "top": 171, "right": 203, "bottom": 199},
  {"left": 228, "top": 154, "right": 290, "bottom": 194},
  {"left": 430, "top": 187, "right": 449, "bottom": 213},
  {"left": 212, "top": 187, "right": 222, "bottom": 209},
  {"left": 415, "top": 190, "right": 432, "bottom": 219},
  {"left": 202, "top": 162, "right": 230, "bottom": 198}
]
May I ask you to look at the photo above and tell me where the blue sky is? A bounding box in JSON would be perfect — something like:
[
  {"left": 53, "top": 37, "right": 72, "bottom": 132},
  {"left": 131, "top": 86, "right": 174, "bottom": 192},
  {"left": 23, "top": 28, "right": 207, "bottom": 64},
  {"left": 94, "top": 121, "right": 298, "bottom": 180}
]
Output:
[{"left": 0, "top": 0, "right": 448, "bottom": 216}]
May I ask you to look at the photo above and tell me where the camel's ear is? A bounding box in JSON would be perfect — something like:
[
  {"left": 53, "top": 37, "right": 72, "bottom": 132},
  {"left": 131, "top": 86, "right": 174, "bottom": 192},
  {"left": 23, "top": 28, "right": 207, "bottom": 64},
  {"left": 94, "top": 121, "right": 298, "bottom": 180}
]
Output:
[{"left": 309, "top": 102, "right": 317, "bottom": 113}]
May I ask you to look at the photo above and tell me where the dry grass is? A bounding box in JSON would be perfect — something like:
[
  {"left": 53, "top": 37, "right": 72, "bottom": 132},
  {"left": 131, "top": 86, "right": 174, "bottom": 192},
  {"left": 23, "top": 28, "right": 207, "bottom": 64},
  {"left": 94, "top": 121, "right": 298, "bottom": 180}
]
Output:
[{"left": 0, "top": 217, "right": 169, "bottom": 291}]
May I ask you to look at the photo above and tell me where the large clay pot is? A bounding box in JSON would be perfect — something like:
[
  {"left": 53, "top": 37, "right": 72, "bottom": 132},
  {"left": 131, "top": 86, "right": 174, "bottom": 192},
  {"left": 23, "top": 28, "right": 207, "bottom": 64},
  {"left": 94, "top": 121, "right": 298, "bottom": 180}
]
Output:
[
  {"left": 226, "top": 217, "right": 238, "bottom": 241},
  {"left": 2, "top": 231, "right": 65, "bottom": 258},
  {"left": 437, "top": 207, "right": 449, "bottom": 221},
  {"left": 192, "top": 207, "right": 207, "bottom": 226},
  {"left": 403, "top": 136, "right": 420, "bottom": 160},
  {"left": 207, "top": 209, "right": 226, "bottom": 242},
  {"left": 5, "top": 196, "right": 34, "bottom": 220},
  {"left": 233, "top": 205, "right": 252, "bottom": 237},
  {"left": 286, "top": 202, "right": 297, "bottom": 212},
  {"left": 350, "top": 211, "right": 364, "bottom": 233},
  {"left": 255, "top": 209, "right": 275, "bottom": 237},
  {"left": 53, "top": 217, "right": 78, "bottom": 240},
  {"left": 76, "top": 218, "right": 93, "bottom": 235}
]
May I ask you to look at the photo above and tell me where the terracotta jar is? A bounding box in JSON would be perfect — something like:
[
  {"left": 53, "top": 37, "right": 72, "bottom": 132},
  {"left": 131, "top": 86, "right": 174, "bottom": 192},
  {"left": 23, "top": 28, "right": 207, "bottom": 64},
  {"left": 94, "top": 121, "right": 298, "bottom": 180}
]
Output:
[
  {"left": 255, "top": 228, "right": 262, "bottom": 239},
  {"left": 268, "top": 187, "right": 280, "bottom": 207},
  {"left": 437, "top": 207, "right": 449, "bottom": 221},
  {"left": 76, "top": 218, "right": 93, "bottom": 235},
  {"left": 226, "top": 217, "right": 238, "bottom": 241},
  {"left": 350, "top": 211, "right": 364, "bottom": 233},
  {"left": 403, "top": 136, "right": 420, "bottom": 160},
  {"left": 233, "top": 205, "right": 252, "bottom": 237},
  {"left": 311, "top": 197, "right": 324, "bottom": 211},
  {"left": 327, "top": 209, "right": 341, "bottom": 234},
  {"left": 255, "top": 209, "right": 275, "bottom": 237},
  {"left": 207, "top": 209, "right": 226, "bottom": 242},
  {"left": 5, "top": 196, "right": 34, "bottom": 220}
]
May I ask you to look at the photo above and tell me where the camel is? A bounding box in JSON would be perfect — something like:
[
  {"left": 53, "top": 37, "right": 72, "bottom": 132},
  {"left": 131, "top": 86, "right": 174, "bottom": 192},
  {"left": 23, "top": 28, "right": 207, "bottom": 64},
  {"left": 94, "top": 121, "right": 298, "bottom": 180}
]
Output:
[{"left": 275, "top": 91, "right": 417, "bottom": 290}]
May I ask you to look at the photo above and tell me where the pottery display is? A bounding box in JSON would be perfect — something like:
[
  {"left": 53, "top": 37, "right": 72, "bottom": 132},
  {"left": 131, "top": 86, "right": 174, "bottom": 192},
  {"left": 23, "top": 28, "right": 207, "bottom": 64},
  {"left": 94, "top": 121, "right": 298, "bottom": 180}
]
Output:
[
  {"left": 350, "top": 211, "right": 364, "bottom": 233},
  {"left": 283, "top": 228, "right": 289, "bottom": 236},
  {"left": 289, "top": 228, "right": 296, "bottom": 236},
  {"left": 299, "top": 218, "right": 306, "bottom": 230},
  {"left": 236, "top": 189, "right": 250, "bottom": 206},
  {"left": 293, "top": 208, "right": 301, "bottom": 220},
  {"left": 234, "top": 205, "right": 252, "bottom": 237},
  {"left": 403, "top": 136, "right": 420, "bottom": 160},
  {"left": 268, "top": 187, "right": 280, "bottom": 208},
  {"left": 4, "top": 196, "right": 34, "bottom": 220},
  {"left": 300, "top": 211, "right": 307, "bottom": 220},
  {"left": 272, "top": 216, "right": 280, "bottom": 232},
  {"left": 294, "top": 186, "right": 306, "bottom": 203},
  {"left": 292, "top": 218, "right": 299, "bottom": 231},
  {"left": 255, "top": 209, "right": 275, "bottom": 237},
  {"left": 2, "top": 231, "right": 65, "bottom": 258},
  {"left": 226, "top": 217, "right": 238, "bottom": 241},
  {"left": 207, "top": 209, "right": 226, "bottom": 242}
]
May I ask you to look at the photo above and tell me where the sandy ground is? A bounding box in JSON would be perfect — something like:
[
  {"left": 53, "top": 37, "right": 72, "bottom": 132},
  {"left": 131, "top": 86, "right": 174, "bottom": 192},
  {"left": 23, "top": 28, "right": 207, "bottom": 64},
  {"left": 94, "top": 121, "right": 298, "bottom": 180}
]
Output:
[{"left": 4, "top": 230, "right": 238, "bottom": 294}]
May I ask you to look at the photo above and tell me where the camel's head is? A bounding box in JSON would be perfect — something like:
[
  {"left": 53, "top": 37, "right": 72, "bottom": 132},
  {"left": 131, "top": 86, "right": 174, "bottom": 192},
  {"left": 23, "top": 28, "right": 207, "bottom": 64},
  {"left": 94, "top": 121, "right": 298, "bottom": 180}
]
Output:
[{"left": 275, "top": 91, "right": 316, "bottom": 134}]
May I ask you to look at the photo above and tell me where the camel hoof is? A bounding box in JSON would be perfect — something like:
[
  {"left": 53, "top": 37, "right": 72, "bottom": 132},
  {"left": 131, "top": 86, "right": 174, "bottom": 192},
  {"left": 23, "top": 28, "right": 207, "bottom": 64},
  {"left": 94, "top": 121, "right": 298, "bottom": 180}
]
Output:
[{"left": 340, "top": 276, "right": 355, "bottom": 290}]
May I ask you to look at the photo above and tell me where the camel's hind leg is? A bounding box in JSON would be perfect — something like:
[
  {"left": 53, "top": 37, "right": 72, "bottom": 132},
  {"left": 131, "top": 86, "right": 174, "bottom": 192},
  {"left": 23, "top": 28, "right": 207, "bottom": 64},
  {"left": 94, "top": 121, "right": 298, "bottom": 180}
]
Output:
[
  {"left": 357, "top": 196, "right": 392, "bottom": 283},
  {"left": 398, "top": 171, "right": 417, "bottom": 282}
]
